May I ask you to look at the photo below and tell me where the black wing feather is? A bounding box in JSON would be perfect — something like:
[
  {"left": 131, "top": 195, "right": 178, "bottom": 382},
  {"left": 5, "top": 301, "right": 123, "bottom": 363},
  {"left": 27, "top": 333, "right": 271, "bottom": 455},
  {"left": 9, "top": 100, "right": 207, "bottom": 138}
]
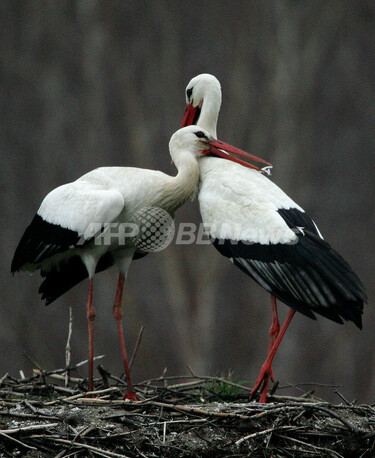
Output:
[
  {"left": 39, "top": 252, "right": 115, "bottom": 305},
  {"left": 213, "top": 208, "right": 366, "bottom": 328},
  {"left": 11, "top": 214, "right": 82, "bottom": 272},
  {"left": 39, "top": 251, "right": 148, "bottom": 305},
  {"left": 278, "top": 208, "right": 320, "bottom": 234},
  {"left": 13, "top": 214, "right": 149, "bottom": 304}
]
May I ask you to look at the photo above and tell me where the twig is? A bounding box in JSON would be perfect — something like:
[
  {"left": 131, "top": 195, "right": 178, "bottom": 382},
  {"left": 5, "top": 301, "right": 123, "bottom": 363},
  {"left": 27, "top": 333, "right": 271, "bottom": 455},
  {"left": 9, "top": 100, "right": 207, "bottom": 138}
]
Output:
[
  {"left": 0, "top": 422, "right": 59, "bottom": 434},
  {"left": 64, "top": 398, "right": 125, "bottom": 405},
  {"left": 23, "top": 353, "right": 43, "bottom": 371},
  {"left": 0, "top": 373, "right": 8, "bottom": 386},
  {"left": 271, "top": 394, "right": 320, "bottom": 402},
  {"left": 74, "top": 354, "right": 105, "bottom": 368},
  {"left": 161, "top": 367, "right": 168, "bottom": 388},
  {"left": 0, "top": 430, "right": 37, "bottom": 451},
  {"left": 279, "top": 382, "right": 342, "bottom": 389},
  {"left": 65, "top": 306, "right": 73, "bottom": 387},
  {"left": 98, "top": 364, "right": 110, "bottom": 388},
  {"left": 35, "top": 372, "right": 83, "bottom": 383},
  {"left": 245, "top": 405, "right": 305, "bottom": 420},
  {"left": 23, "top": 400, "right": 60, "bottom": 418},
  {"left": 278, "top": 434, "right": 344, "bottom": 458},
  {"left": 62, "top": 387, "right": 122, "bottom": 401},
  {"left": 52, "top": 385, "right": 78, "bottom": 395},
  {"left": 54, "top": 451, "right": 69, "bottom": 458},
  {"left": 312, "top": 405, "right": 364, "bottom": 433},
  {"left": 23, "top": 399, "right": 38, "bottom": 413},
  {"left": 33, "top": 355, "right": 105, "bottom": 381},
  {"left": 151, "top": 401, "right": 252, "bottom": 420},
  {"left": 129, "top": 325, "right": 144, "bottom": 370},
  {"left": 102, "top": 371, "right": 128, "bottom": 387},
  {"left": 43, "top": 437, "right": 131, "bottom": 458},
  {"left": 235, "top": 425, "right": 297, "bottom": 446},
  {"left": 74, "top": 425, "right": 96, "bottom": 439},
  {"left": 333, "top": 388, "right": 352, "bottom": 406},
  {"left": 167, "top": 380, "right": 206, "bottom": 390},
  {"left": 162, "top": 421, "right": 167, "bottom": 444},
  {"left": 186, "top": 365, "right": 195, "bottom": 377},
  {"left": 0, "top": 411, "right": 60, "bottom": 421},
  {"left": 139, "top": 375, "right": 198, "bottom": 383}
]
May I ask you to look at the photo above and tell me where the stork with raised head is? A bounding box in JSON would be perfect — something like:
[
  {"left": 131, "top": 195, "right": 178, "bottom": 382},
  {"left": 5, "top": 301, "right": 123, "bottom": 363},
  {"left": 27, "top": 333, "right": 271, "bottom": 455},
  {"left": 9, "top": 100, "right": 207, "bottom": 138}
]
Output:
[
  {"left": 11, "top": 125, "right": 268, "bottom": 399},
  {"left": 181, "top": 74, "right": 367, "bottom": 402}
]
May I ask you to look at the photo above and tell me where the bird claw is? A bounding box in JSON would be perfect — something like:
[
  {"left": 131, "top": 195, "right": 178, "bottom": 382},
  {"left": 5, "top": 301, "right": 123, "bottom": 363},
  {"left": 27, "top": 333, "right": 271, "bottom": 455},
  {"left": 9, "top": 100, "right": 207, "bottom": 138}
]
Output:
[
  {"left": 124, "top": 391, "right": 139, "bottom": 402},
  {"left": 250, "top": 364, "right": 274, "bottom": 403}
]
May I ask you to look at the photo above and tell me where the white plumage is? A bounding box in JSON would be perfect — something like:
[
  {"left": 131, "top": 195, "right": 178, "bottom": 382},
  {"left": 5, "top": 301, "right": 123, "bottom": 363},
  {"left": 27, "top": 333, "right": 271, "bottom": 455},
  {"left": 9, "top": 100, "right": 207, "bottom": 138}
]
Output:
[
  {"left": 12, "top": 125, "right": 263, "bottom": 399},
  {"left": 199, "top": 157, "right": 302, "bottom": 244},
  {"left": 181, "top": 73, "right": 366, "bottom": 403},
  {"left": 13, "top": 131, "right": 201, "bottom": 399}
]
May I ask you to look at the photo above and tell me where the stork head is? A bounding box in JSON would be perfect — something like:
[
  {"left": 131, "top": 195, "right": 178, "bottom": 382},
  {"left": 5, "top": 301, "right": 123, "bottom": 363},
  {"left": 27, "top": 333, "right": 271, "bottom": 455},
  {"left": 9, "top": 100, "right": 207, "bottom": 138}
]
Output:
[
  {"left": 169, "top": 126, "right": 271, "bottom": 172},
  {"left": 181, "top": 74, "right": 272, "bottom": 175},
  {"left": 180, "top": 74, "right": 222, "bottom": 137}
]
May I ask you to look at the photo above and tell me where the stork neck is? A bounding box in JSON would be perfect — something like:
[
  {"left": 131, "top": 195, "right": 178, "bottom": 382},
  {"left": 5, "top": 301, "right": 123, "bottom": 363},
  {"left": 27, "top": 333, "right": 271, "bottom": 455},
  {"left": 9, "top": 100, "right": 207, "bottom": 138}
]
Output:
[
  {"left": 198, "top": 97, "right": 220, "bottom": 138},
  {"left": 160, "top": 153, "right": 200, "bottom": 212},
  {"left": 174, "top": 154, "right": 200, "bottom": 207}
]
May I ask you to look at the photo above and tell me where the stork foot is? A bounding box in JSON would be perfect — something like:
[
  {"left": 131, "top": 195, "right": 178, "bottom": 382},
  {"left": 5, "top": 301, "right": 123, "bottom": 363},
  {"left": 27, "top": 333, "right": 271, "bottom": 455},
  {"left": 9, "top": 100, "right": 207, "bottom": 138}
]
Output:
[
  {"left": 250, "top": 363, "right": 274, "bottom": 403},
  {"left": 124, "top": 391, "right": 139, "bottom": 402},
  {"left": 251, "top": 308, "right": 297, "bottom": 403}
]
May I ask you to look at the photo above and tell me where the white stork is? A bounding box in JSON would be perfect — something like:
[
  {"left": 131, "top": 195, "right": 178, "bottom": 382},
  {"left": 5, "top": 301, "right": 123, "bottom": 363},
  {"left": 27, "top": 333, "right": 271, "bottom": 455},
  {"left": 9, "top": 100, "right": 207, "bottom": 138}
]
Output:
[
  {"left": 181, "top": 74, "right": 367, "bottom": 402},
  {"left": 11, "top": 125, "right": 268, "bottom": 399}
]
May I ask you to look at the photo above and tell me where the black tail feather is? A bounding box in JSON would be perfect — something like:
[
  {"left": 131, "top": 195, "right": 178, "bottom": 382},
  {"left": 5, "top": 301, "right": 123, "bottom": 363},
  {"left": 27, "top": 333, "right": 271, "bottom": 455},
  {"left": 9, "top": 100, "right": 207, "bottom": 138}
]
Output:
[{"left": 39, "top": 253, "right": 115, "bottom": 305}]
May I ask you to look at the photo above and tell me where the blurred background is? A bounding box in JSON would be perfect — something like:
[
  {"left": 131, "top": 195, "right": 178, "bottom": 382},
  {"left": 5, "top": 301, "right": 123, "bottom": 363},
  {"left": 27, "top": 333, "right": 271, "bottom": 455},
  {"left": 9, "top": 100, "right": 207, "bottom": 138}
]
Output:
[{"left": 1, "top": 1, "right": 374, "bottom": 403}]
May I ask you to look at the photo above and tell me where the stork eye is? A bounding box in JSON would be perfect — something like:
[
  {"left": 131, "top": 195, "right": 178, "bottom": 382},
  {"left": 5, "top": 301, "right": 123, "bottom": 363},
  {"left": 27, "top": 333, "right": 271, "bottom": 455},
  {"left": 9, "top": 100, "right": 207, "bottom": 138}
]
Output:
[
  {"left": 194, "top": 131, "right": 207, "bottom": 139},
  {"left": 186, "top": 88, "right": 193, "bottom": 100}
]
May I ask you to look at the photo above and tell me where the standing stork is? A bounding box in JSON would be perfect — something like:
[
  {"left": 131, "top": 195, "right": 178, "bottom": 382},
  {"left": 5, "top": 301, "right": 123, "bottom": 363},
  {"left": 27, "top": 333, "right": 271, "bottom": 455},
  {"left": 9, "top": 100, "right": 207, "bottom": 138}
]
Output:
[
  {"left": 181, "top": 74, "right": 367, "bottom": 402},
  {"left": 11, "top": 125, "right": 268, "bottom": 399}
]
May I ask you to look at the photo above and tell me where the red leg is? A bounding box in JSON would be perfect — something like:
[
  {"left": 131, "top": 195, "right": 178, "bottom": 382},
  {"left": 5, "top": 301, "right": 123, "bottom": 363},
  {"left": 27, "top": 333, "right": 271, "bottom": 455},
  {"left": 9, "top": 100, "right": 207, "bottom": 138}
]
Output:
[
  {"left": 113, "top": 271, "right": 139, "bottom": 401},
  {"left": 251, "top": 308, "right": 296, "bottom": 403},
  {"left": 85, "top": 278, "right": 95, "bottom": 392},
  {"left": 269, "top": 295, "right": 280, "bottom": 348},
  {"left": 267, "top": 295, "right": 280, "bottom": 380}
]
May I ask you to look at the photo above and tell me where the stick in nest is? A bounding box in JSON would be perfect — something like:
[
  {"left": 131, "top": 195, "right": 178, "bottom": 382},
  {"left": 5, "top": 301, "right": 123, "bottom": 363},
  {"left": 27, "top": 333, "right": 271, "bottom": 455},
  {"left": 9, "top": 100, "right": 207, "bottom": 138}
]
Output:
[{"left": 65, "top": 306, "right": 73, "bottom": 387}]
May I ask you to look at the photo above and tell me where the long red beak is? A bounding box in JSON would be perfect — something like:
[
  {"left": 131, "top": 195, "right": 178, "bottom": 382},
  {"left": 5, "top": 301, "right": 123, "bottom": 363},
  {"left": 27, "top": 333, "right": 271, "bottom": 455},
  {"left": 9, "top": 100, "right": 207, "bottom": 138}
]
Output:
[
  {"left": 180, "top": 103, "right": 201, "bottom": 128},
  {"left": 206, "top": 139, "right": 272, "bottom": 174},
  {"left": 181, "top": 103, "right": 272, "bottom": 174}
]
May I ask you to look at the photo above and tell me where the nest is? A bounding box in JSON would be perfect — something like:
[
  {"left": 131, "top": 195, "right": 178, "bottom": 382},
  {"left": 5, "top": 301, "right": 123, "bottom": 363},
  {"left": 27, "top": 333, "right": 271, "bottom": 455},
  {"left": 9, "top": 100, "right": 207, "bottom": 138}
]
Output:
[{"left": 0, "top": 364, "right": 374, "bottom": 457}]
